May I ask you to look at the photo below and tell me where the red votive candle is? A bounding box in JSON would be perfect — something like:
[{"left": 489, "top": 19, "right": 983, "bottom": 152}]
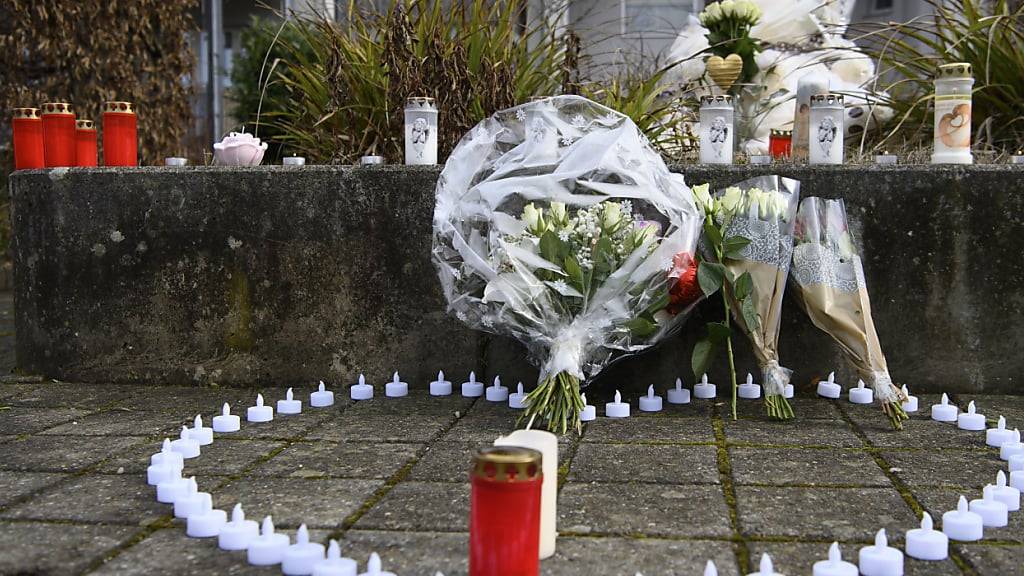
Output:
[
  {"left": 41, "top": 102, "right": 76, "bottom": 167},
  {"left": 469, "top": 446, "right": 542, "bottom": 576},
  {"left": 769, "top": 129, "right": 792, "bottom": 159},
  {"left": 102, "top": 101, "right": 137, "bottom": 166},
  {"left": 75, "top": 119, "right": 98, "bottom": 167},
  {"left": 12, "top": 108, "right": 45, "bottom": 170}
]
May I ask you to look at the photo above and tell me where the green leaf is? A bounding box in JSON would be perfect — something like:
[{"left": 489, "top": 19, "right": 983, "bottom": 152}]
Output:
[
  {"left": 564, "top": 255, "right": 584, "bottom": 289},
  {"left": 626, "top": 317, "right": 658, "bottom": 338},
  {"left": 539, "top": 231, "right": 563, "bottom": 264},
  {"left": 691, "top": 337, "right": 717, "bottom": 380},
  {"left": 723, "top": 236, "right": 751, "bottom": 259},
  {"left": 703, "top": 221, "right": 724, "bottom": 249},
  {"left": 707, "top": 321, "right": 731, "bottom": 343},
  {"left": 733, "top": 271, "right": 754, "bottom": 301},
  {"left": 644, "top": 290, "right": 671, "bottom": 316},
  {"left": 697, "top": 261, "right": 726, "bottom": 296},
  {"left": 741, "top": 296, "right": 760, "bottom": 332}
]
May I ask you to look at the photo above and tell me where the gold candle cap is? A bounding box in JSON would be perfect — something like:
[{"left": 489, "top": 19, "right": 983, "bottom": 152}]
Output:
[
  {"left": 472, "top": 446, "right": 542, "bottom": 482},
  {"left": 937, "top": 63, "right": 972, "bottom": 79},
  {"left": 770, "top": 128, "right": 792, "bottom": 137},
  {"left": 406, "top": 96, "right": 435, "bottom": 106},
  {"left": 76, "top": 119, "right": 95, "bottom": 130},
  {"left": 12, "top": 108, "right": 41, "bottom": 120},
  {"left": 700, "top": 94, "right": 733, "bottom": 106},
  {"left": 810, "top": 93, "right": 844, "bottom": 106},
  {"left": 41, "top": 102, "right": 74, "bottom": 116},
  {"left": 103, "top": 101, "right": 136, "bottom": 114}
]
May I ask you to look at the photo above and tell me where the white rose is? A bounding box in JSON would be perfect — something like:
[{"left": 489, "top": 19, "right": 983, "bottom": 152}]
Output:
[
  {"left": 719, "top": 186, "right": 744, "bottom": 217},
  {"left": 549, "top": 202, "right": 568, "bottom": 227},
  {"left": 721, "top": 0, "right": 736, "bottom": 18},
  {"left": 692, "top": 183, "right": 715, "bottom": 216},
  {"left": 523, "top": 203, "right": 546, "bottom": 234},
  {"left": 705, "top": 3, "right": 722, "bottom": 22},
  {"left": 601, "top": 202, "right": 623, "bottom": 231}
]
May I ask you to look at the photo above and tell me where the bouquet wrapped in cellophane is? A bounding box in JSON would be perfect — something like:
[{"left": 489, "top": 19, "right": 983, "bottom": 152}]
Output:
[
  {"left": 432, "top": 95, "right": 703, "bottom": 433},
  {"left": 790, "top": 197, "right": 908, "bottom": 429}
]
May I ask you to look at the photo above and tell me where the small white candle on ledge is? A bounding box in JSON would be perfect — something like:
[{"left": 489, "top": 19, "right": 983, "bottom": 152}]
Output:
[
  {"left": 165, "top": 157, "right": 188, "bottom": 166},
  {"left": 248, "top": 516, "right": 290, "bottom": 566},
  {"left": 1000, "top": 429, "right": 1023, "bottom": 461},
  {"left": 461, "top": 372, "right": 484, "bottom": 397},
  {"left": 278, "top": 388, "right": 302, "bottom": 415},
  {"left": 282, "top": 524, "right": 325, "bottom": 575},
  {"left": 485, "top": 376, "right": 508, "bottom": 402},
  {"left": 283, "top": 155, "right": 306, "bottom": 166},
  {"left": 213, "top": 403, "right": 240, "bottom": 432},
  {"left": 694, "top": 373, "right": 716, "bottom": 399},
  {"left": 186, "top": 493, "right": 227, "bottom": 538},
  {"left": 247, "top": 393, "right": 274, "bottom": 422},
  {"left": 747, "top": 553, "right": 783, "bottom": 576},
  {"left": 638, "top": 385, "right": 663, "bottom": 412},
  {"left": 812, "top": 542, "right": 857, "bottom": 576},
  {"left": 188, "top": 414, "right": 213, "bottom": 445},
  {"left": 848, "top": 380, "right": 873, "bottom": 404},
  {"left": 987, "top": 416, "right": 1013, "bottom": 447},
  {"left": 857, "top": 529, "right": 903, "bottom": 576},
  {"left": 385, "top": 372, "right": 408, "bottom": 398},
  {"left": 942, "top": 495, "right": 983, "bottom": 541},
  {"left": 350, "top": 374, "right": 374, "bottom": 401},
  {"left": 429, "top": 371, "right": 452, "bottom": 396},
  {"left": 580, "top": 393, "right": 596, "bottom": 421},
  {"left": 508, "top": 382, "right": 528, "bottom": 409},
  {"left": 667, "top": 378, "right": 691, "bottom": 404},
  {"left": 956, "top": 400, "right": 985, "bottom": 430},
  {"left": 605, "top": 390, "right": 630, "bottom": 418},
  {"left": 310, "top": 381, "right": 335, "bottom": 407},
  {"left": 986, "top": 470, "right": 1020, "bottom": 511},
  {"left": 901, "top": 385, "right": 918, "bottom": 413},
  {"left": 171, "top": 426, "right": 200, "bottom": 459},
  {"left": 360, "top": 155, "right": 385, "bottom": 166},
  {"left": 930, "top": 393, "right": 958, "bottom": 422},
  {"left": 905, "top": 512, "right": 947, "bottom": 561},
  {"left": 738, "top": 373, "right": 761, "bottom": 399},
  {"left": 1011, "top": 151, "right": 1024, "bottom": 165},
  {"left": 219, "top": 504, "right": 259, "bottom": 551},
  {"left": 875, "top": 151, "right": 898, "bottom": 165},
  {"left": 970, "top": 485, "right": 1009, "bottom": 527},
  {"left": 749, "top": 155, "right": 772, "bottom": 165},
  {"left": 817, "top": 372, "right": 841, "bottom": 398},
  {"left": 494, "top": 430, "right": 558, "bottom": 559}
]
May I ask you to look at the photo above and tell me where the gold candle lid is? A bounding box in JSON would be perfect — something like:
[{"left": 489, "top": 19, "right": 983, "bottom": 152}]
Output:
[
  {"left": 937, "top": 63, "right": 972, "bottom": 79},
  {"left": 406, "top": 96, "right": 435, "bottom": 105},
  {"left": 103, "top": 101, "right": 136, "bottom": 114},
  {"left": 41, "top": 102, "right": 74, "bottom": 116},
  {"left": 770, "top": 128, "right": 792, "bottom": 137},
  {"left": 12, "top": 108, "right": 41, "bottom": 119},
  {"left": 472, "top": 446, "right": 542, "bottom": 482},
  {"left": 700, "top": 94, "right": 733, "bottom": 106},
  {"left": 76, "top": 119, "right": 95, "bottom": 130},
  {"left": 810, "top": 93, "right": 844, "bottom": 106}
]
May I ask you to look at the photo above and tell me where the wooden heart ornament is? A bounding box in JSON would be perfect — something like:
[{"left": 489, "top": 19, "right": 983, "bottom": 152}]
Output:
[{"left": 706, "top": 53, "right": 743, "bottom": 93}]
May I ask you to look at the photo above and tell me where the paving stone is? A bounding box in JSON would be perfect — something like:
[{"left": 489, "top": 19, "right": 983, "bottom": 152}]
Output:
[
  {"left": 0, "top": 382, "right": 142, "bottom": 409},
  {"left": 342, "top": 530, "right": 469, "bottom": 575},
  {"left": 582, "top": 416, "right": 714, "bottom": 444},
  {"left": 343, "top": 391, "right": 474, "bottom": 417},
  {"left": 0, "top": 471, "right": 69, "bottom": 509},
  {"left": 548, "top": 536, "right": 740, "bottom": 576},
  {"left": 0, "top": 435, "right": 144, "bottom": 473},
  {"left": 353, "top": 481, "right": 469, "bottom": 532},
  {"left": 111, "top": 385, "right": 292, "bottom": 414},
  {"left": 730, "top": 447, "right": 891, "bottom": 487},
  {"left": 723, "top": 418, "right": 862, "bottom": 447},
  {"left": 0, "top": 474, "right": 168, "bottom": 525},
  {"left": 408, "top": 442, "right": 570, "bottom": 483},
  {"left": 0, "top": 521, "right": 141, "bottom": 576},
  {"left": 958, "top": 543, "right": 1024, "bottom": 575},
  {"left": 40, "top": 408, "right": 188, "bottom": 436},
  {"left": 569, "top": 443, "right": 719, "bottom": 484},
  {"left": 305, "top": 414, "right": 454, "bottom": 443},
  {"left": 746, "top": 540, "right": 962, "bottom": 576},
  {"left": 858, "top": 418, "right": 990, "bottom": 450},
  {"left": 94, "top": 438, "right": 285, "bottom": 477},
  {"left": 89, "top": 528, "right": 269, "bottom": 575},
  {"left": 440, "top": 414, "right": 546, "bottom": 443},
  {"left": 914, "top": 489, "right": 1024, "bottom": 543},
  {"left": 226, "top": 410, "right": 331, "bottom": 440},
  {"left": 735, "top": 486, "right": 919, "bottom": 542},
  {"left": 214, "top": 477, "right": 382, "bottom": 529},
  {"left": 0, "top": 406, "right": 88, "bottom": 434},
  {"left": 880, "top": 448, "right": 1005, "bottom": 490},
  {"left": 733, "top": 396, "right": 844, "bottom": 420},
  {"left": 558, "top": 482, "right": 732, "bottom": 538},
  {"left": 252, "top": 440, "right": 419, "bottom": 479},
  {"left": 954, "top": 395, "right": 1024, "bottom": 424}
]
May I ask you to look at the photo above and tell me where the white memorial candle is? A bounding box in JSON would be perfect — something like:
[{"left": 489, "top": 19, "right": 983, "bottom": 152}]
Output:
[
  {"left": 165, "top": 157, "right": 188, "bottom": 166},
  {"left": 858, "top": 529, "right": 903, "bottom": 576},
  {"left": 485, "top": 376, "right": 508, "bottom": 402},
  {"left": 155, "top": 468, "right": 190, "bottom": 503},
  {"left": 429, "top": 371, "right": 452, "bottom": 396},
  {"left": 171, "top": 426, "right": 201, "bottom": 459},
  {"left": 219, "top": 503, "right": 260, "bottom": 551},
  {"left": 905, "top": 512, "right": 948, "bottom": 561},
  {"left": 782, "top": 380, "right": 794, "bottom": 399},
  {"left": 278, "top": 388, "right": 302, "bottom": 415},
  {"left": 694, "top": 374, "right": 716, "bottom": 399},
  {"left": 358, "top": 552, "right": 397, "bottom": 576},
  {"left": 282, "top": 524, "right": 326, "bottom": 576},
  {"left": 248, "top": 516, "right": 291, "bottom": 566},
  {"left": 385, "top": 372, "right": 408, "bottom": 398},
  {"left": 151, "top": 438, "right": 184, "bottom": 468},
  {"left": 793, "top": 73, "right": 829, "bottom": 160},
  {"left": 313, "top": 540, "right": 358, "bottom": 576},
  {"left": 812, "top": 542, "right": 857, "bottom": 576},
  {"left": 310, "top": 381, "right": 335, "bottom": 407},
  {"left": 1011, "top": 468, "right": 1024, "bottom": 492},
  {"left": 189, "top": 414, "right": 213, "bottom": 445},
  {"left": 942, "top": 495, "right": 983, "bottom": 541},
  {"left": 605, "top": 390, "right": 630, "bottom": 418},
  {"left": 986, "top": 470, "right": 1020, "bottom": 511},
  {"left": 747, "top": 553, "right": 784, "bottom": 576},
  {"left": 248, "top": 393, "right": 274, "bottom": 423},
  {"left": 848, "top": 380, "right": 873, "bottom": 404},
  {"left": 987, "top": 416, "right": 1013, "bottom": 447},
  {"left": 283, "top": 155, "right": 306, "bottom": 166},
  {"left": 508, "top": 382, "right": 528, "bottom": 409},
  {"left": 494, "top": 429, "right": 558, "bottom": 559},
  {"left": 174, "top": 477, "right": 206, "bottom": 518},
  {"left": 875, "top": 152, "right": 898, "bottom": 165},
  {"left": 667, "top": 378, "right": 691, "bottom": 404},
  {"left": 808, "top": 94, "right": 844, "bottom": 165},
  {"left": 350, "top": 374, "right": 374, "bottom": 401},
  {"left": 405, "top": 97, "right": 438, "bottom": 165},
  {"left": 1000, "top": 429, "right": 1024, "bottom": 461},
  {"left": 970, "top": 485, "right": 1009, "bottom": 527},
  {"left": 738, "top": 373, "right": 761, "bottom": 400},
  {"left": 461, "top": 372, "right": 484, "bottom": 397},
  {"left": 638, "top": 385, "right": 663, "bottom": 412},
  {"left": 957, "top": 400, "right": 985, "bottom": 430},
  {"left": 147, "top": 439, "right": 183, "bottom": 485},
  {"left": 580, "top": 393, "right": 596, "bottom": 422},
  {"left": 901, "top": 385, "right": 918, "bottom": 413},
  {"left": 817, "top": 372, "right": 841, "bottom": 399},
  {"left": 1012, "top": 453, "right": 1024, "bottom": 473},
  {"left": 931, "top": 393, "right": 958, "bottom": 422},
  {"left": 186, "top": 493, "right": 227, "bottom": 538},
  {"left": 212, "top": 403, "right": 240, "bottom": 432}
]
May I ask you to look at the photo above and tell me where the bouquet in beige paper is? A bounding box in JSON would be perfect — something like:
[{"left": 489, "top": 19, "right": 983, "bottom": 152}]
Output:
[{"left": 790, "top": 197, "right": 908, "bottom": 429}]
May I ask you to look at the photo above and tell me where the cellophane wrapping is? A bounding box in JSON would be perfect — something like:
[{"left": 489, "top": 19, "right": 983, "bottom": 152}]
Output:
[
  {"left": 432, "top": 95, "right": 703, "bottom": 391},
  {"left": 790, "top": 197, "right": 901, "bottom": 404}
]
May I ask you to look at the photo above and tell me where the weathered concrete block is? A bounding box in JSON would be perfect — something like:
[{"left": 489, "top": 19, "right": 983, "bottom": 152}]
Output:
[{"left": 9, "top": 165, "right": 1023, "bottom": 394}]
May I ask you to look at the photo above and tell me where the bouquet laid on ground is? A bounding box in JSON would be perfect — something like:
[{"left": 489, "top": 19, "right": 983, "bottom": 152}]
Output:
[
  {"left": 693, "top": 177, "right": 799, "bottom": 420},
  {"left": 791, "top": 197, "right": 908, "bottom": 429},
  {"left": 432, "top": 96, "right": 703, "bottom": 433}
]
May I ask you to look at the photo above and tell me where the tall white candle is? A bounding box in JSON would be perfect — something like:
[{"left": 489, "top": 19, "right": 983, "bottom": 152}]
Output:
[
  {"left": 793, "top": 73, "right": 829, "bottom": 160},
  {"left": 494, "top": 430, "right": 557, "bottom": 559}
]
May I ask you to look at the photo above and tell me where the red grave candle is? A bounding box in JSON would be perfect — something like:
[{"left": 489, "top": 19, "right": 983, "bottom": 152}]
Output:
[
  {"left": 102, "top": 101, "right": 137, "bottom": 166},
  {"left": 12, "top": 108, "right": 45, "bottom": 170},
  {"left": 469, "top": 446, "right": 542, "bottom": 576},
  {"left": 41, "top": 102, "right": 76, "bottom": 168},
  {"left": 769, "top": 129, "right": 793, "bottom": 159},
  {"left": 75, "top": 119, "right": 98, "bottom": 167}
]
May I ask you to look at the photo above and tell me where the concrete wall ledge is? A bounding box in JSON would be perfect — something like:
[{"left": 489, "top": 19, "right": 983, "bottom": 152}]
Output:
[{"left": 9, "top": 164, "right": 1024, "bottom": 394}]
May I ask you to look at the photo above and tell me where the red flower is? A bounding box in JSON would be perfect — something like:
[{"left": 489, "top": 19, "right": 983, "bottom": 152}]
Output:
[{"left": 668, "top": 252, "right": 701, "bottom": 315}]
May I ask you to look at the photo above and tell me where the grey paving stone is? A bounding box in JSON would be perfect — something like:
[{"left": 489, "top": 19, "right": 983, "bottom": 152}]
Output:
[
  {"left": 94, "top": 438, "right": 285, "bottom": 477},
  {"left": 958, "top": 543, "right": 1024, "bottom": 575},
  {"left": 0, "top": 474, "right": 168, "bottom": 525},
  {"left": 40, "top": 408, "right": 188, "bottom": 436},
  {"left": 252, "top": 440, "right": 419, "bottom": 479},
  {"left": 954, "top": 395, "right": 1024, "bottom": 424},
  {"left": 89, "top": 528, "right": 269, "bottom": 575},
  {"left": 568, "top": 443, "right": 720, "bottom": 485},
  {"left": 353, "top": 481, "right": 469, "bottom": 532},
  {"left": 558, "top": 482, "right": 732, "bottom": 538},
  {"left": 214, "top": 477, "right": 382, "bottom": 529},
  {"left": 730, "top": 447, "right": 891, "bottom": 487},
  {"left": 0, "top": 382, "right": 141, "bottom": 409},
  {"left": 0, "top": 435, "right": 144, "bottom": 472},
  {"left": 582, "top": 416, "right": 714, "bottom": 444},
  {"left": 735, "top": 486, "right": 919, "bottom": 542},
  {"left": 732, "top": 396, "right": 844, "bottom": 420},
  {"left": 440, "top": 414, "right": 543, "bottom": 443},
  {"left": 0, "top": 521, "right": 141, "bottom": 576},
  {"left": 746, "top": 540, "right": 962, "bottom": 576},
  {"left": 111, "top": 385, "right": 292, "bottom": 414},
  {"left": 880, "top": 448, "right": 1006, "bottom": 490},
  {"left": 723, "top": 418, "right": 862, "bottom": 447},
  {"left": 226, "top": 410, "right": 332, "bottom": 440},
  {"left": 342, "top": 529, "right": 469, "bottom": 575},
  {"left": 547, "top": 536, "right": 740, "bottom": 576},
  {"left": 342, "top": 391, "right": 474, "bottom": 417},
  {"left": 306, "top": 414, "right": 454, "bottom": 443},
  {"left": 0, "top": 406, "right": 88, "bottom": 434},
  {"left": 859, "top": 418, "right": 990, "bottom": 450},
  {"left": 913, "top": 489, "right": 1024, "bottom": 543},
  {"left": 408, "top": 442, "right": 570, "bottom": 483},
  {"left": 0, "top": 471, "right": 68, "bottom": 508}
]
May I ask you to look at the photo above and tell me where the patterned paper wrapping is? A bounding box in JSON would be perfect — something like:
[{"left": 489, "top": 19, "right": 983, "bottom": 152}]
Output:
[{"left": 790, "top": 197, "right": 900, "bottom": 403}]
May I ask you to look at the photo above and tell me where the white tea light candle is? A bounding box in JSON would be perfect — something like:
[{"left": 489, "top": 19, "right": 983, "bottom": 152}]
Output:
[
  {"left": 747, "top": 553, "right": 784, "bottom": 576},
  {"left": 738, "top": 373, "right": 761, "bottom": 399},
  {"left": 282, "top": 525, "right": 326, "bottom": 576},
  {"left": 817, "top": 372, "right": 841, "bottom": 398},
  {"left": 638, "top": 385, "right": 663, "bottom": 412},
  {"left": 429, "top": 371, "right": 452, "bottom": 396},
  {"left": 857, "top": 529, "right": 903, "bottom": 576},
  {"left": 1000, "top": 429, "right": 1023, "bottom": 461},
  {"left": 171, "top": 426, "right": 200, "bottom": 459},
  {"left": 905, "top": 512, "right": 948, "bottom": 561},
  {"left": 969, "top": 486, "right": 1009, "bottom": 527},
  {"left": 749, "top": 155, "right": 772, "bottom": 165},
  {"left": 248, "top": 393, "right": 274, "bottom": 423},
  {"left": 667, "top": 378, "right": 691, "bottom": 404},
  {"left": 350, "top": 374, "right": 374, "bottom": 401},
  {"left": 385, "top": 372, "right": 408, "bottom": 398},
  {"left": 283, "top": 155, "right": 306, "bottom": 166},
  {"left": 186, "top": 493, "right": 227, "bottom": 538},
  {"left": 901, "top": 385, "right": 918, "bottom": 413},
  {"left": 848, "top": 380, "right": 873, "bottom": 404},
  {"left": 173, "top": 477, "right": 205, "bottom": 518},
  {"left": 212, "top": 403, "right": 240, "bottom": 432},
  {"left": 875, "top": 152, "right": 898, "bottom": 165},
  {"left": 987, "top": 416, "right": 1013, "bottom": 447},
  {"left": 461, "top": 372, "right": 484, "bottom": 397},
  {"left": 1011, "top": 151, "right": 1024, "bottom": 165},
  {"left": 580, "top": 393, "right": 596, "bottom": 422},
  {"left": 605, "top": 390, "right": 630, "bottom": 418},
  {"left": 278, "top": 388, "right": 302, "bottom": 415},
  {"left": 248, "top": 516, "right": 290, "bottom": 566},
  {"left": 812, "top": 542, "right": 857, "bottom": 576},
  {"left": 494, "top": 429, "right": 558, "bottom": 559},
  {"left": 310, "top": 381, "right": 335, "bottom": 407},
  {"left": 942, "top": 495, "right": 983, "bottom": 541},
  {"left": 359, "top": 552, "right": 396, "bottom": 576},
  {"left": 931, "top": 393, "right": 958, "bottom": 422},
  {"left": 155, "top": 469, "right": 190, "bottom": 503},
  {"left": 704, "top": 560, "right": 718, "bottom": 576},
  {"left": 485, "top": 376, "right": 508, "bottom": 402},
  {"left": 1011, "top": 469, "right": 1024, "bottom": 492},
  {"left": 313, "top": 540, "right": 358, "bottom": 576},
  {"left": 165, "top": 157, "right": 187, "bottom": 166},
  {"left": 508, "top": 382, "right": 528, "bottom": 409},
  {"left": 694, "top": 374, "right": 716, "bottom": 399},
  {"left": 219, "top": 503, "right": 259, "bottom": 551},
  {"left": 957, "top": 400, "right": 985, "bottom": 430},
  {"left": 986, "top": 470, "right": 1020, "bottom": 511}
]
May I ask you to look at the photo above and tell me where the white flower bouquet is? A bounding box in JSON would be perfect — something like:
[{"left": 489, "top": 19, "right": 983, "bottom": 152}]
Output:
[{"left": 432, "top": 96, "right": 703, "bottom": 433}]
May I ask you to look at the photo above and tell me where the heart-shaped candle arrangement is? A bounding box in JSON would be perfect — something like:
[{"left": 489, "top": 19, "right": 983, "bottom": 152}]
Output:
[{"left": 706, "top": 54, "right": 743, "bottom": 93}]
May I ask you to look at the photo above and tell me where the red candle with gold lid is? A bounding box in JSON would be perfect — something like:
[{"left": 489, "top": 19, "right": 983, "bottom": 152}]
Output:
[
  {"left": 469, "top": 446, "right": 542, "bottom": 576},
  {"left": 12, "top": 108, "right": 45, "bottom": 170},
  {"left": 769, "top": 129, "right": 793, "bottom": 159},
  {"left": 102, "top": 101, "right": 137, "bottom": 166},
  {"left": 41, "top": 102, "right": 76, "bottom": 168},
  {"left": 75, "top": 119, "right": 98, "bottom": 167}
]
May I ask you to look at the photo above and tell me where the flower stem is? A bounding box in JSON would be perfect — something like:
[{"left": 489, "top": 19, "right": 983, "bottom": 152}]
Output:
[
  {"left": 522, "top": 371, "right": 583, "bottom": 435},
  {"left": 765, "top": 394, "right": 794, "bottom": 420},
  {"left": 882, "top": 400, "right": 909, "bottom": 431}
]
